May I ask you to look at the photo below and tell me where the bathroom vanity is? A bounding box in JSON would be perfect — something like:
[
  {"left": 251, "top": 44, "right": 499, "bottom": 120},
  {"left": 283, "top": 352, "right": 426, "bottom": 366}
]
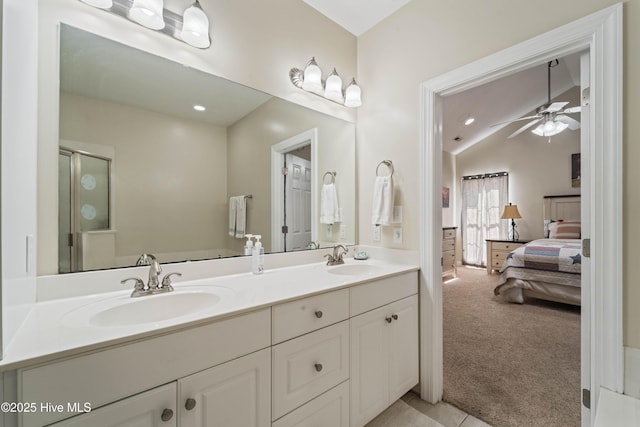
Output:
[{"left": 0, "top": 254, "right": 418, "bottom": 427}]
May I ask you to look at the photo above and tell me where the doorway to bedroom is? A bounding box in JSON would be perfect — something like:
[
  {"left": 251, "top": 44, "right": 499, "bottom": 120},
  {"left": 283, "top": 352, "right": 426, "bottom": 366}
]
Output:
[{"left": 438, "top": 52, "right": 585, "bottom": 427}]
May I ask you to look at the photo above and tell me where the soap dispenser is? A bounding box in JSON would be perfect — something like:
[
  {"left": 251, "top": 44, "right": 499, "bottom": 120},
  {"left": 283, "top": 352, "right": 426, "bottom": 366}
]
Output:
[
  {"left": 244, "top": 234, "right": 254, "bottom": 256},
  {"left": 252, "top": 235, "right": 264, "bottom": 274}
]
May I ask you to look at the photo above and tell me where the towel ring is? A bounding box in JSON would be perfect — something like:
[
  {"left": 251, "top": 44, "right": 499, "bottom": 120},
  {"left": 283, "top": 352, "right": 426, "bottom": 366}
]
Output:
[
  {"left": 376, "top": 160, "right": 394, "bottom": 177},
  {"left": 323, "top": 171, "right": 336, "bottom": 184}
]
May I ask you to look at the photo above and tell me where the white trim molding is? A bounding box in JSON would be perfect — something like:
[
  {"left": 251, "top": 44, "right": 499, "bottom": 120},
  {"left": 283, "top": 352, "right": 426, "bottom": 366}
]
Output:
[{"left": 418, "top": 4, "right": 623, "bottom": 425}]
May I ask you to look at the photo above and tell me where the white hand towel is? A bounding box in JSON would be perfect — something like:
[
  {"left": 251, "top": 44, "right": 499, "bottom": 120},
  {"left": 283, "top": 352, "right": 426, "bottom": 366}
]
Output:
[
  {"left": 320, "top": 183, "right": 340, "bottom": 225},
  {"left": 371, "top": 176, "right": 394, "bottom": 226},
  {"left": 228, "top": 196, "right": 247, "bottom": 238}
]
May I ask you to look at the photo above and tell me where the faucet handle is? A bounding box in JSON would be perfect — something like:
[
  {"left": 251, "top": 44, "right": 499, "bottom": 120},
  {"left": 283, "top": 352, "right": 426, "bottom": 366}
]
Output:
[
  {"left": 161, "top": 272, "right": 182, "bottom": 291},
  {"left": 121, "top": 277, "right": 146, "bottom": 297}
]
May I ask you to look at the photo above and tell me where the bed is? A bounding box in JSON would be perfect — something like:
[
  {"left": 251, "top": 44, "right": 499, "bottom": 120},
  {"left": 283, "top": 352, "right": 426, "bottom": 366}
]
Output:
[{"left": 493, "top": 195, "right": 582, "bottom": 305}]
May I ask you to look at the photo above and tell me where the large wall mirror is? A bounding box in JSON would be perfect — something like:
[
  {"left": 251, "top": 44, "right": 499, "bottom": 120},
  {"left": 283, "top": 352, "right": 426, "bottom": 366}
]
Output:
[{"left": 50, "top": 24, "right": 356, "bottom": 274}]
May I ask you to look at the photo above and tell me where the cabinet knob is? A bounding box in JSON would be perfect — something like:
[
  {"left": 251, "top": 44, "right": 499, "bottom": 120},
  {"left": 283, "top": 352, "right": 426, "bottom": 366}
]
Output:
[
  {"left": 314, "top": 310, "right": 323, "bottom": 319},
  {"left": 161, "top": 408, "right": 174, "bottom": 422},
  {"left": 185, "top": 398, "right": 197, "bottom": 411},
  {"left": 385, "top": 317, "right": 393, "bottom": 323},
  {"left": 392, "top": 314, "right": 398, "bottom": 320},
  {"left": 314, "top": 363, "right": 323, "bottom": 372}
]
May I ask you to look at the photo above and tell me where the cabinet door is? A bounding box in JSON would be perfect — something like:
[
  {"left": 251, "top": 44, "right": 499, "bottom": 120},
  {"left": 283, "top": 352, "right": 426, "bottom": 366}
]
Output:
[
  {"left": 388, "top": 295, "right": 419, "bottom": 402},
  {"left": 49, "top": 383, "right": 177, "bottom": 427},
  {"left": 350, "top": 305, "right": 390, "bottom": 427},
  {"left": 179, "top": 348, "right": 271, "bottom": 427}
]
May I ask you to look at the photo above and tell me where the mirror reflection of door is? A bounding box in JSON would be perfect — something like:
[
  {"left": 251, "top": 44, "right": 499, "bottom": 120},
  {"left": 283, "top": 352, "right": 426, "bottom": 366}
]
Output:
[
  {"left": 283, "top": 151, "right": 312, "bottom": 251},
  {"left": 58, "top": 149, "right": 111, "bottom": 272}
]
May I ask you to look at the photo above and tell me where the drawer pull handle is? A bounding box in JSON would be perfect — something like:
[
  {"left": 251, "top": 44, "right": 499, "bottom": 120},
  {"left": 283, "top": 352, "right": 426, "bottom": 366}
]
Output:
[
  {"left": 314, "top": 363, "right": 323, "bottom": 372},
  {"left": 161, "top": 408, "right": 174, "bottom": 422},
  {"left": 185, "top": 398, "right": 197, "bottom": 411},
  {"left": 385, "top": 317, "right": 393, "bottom": 323},
  {"left": 392, "top": 314, "right": 399, "bottom": 320},
  {"left": 315, "top": 310, "right": 323, "bottom": 319}
]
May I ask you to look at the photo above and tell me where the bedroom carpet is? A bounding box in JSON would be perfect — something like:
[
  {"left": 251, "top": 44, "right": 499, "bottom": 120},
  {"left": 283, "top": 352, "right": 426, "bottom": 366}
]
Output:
[{"left": 443, "top": 266, "right": 581, "bottom": 427}]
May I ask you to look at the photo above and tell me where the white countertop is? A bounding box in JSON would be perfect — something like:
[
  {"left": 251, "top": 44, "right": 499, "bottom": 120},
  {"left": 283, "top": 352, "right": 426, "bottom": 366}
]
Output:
[{"left": 1, "top": 257, "right": 418, "bottom": 372}]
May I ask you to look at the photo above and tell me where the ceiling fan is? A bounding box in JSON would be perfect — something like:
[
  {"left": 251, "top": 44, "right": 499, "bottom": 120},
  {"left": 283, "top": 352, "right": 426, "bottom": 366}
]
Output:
[{"left": 494, "top": 59, "right": 581, "bottom": 140}]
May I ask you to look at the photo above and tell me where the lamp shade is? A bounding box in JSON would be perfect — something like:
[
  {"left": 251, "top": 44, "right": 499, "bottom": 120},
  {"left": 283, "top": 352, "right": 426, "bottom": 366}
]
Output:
[
  {"left": 80, "top": 0, "right": 113, "bottom": 8},
  {"left": 324, "top": 68, "right": 344, "bottom": 103},
  {"left": 181, "top": 0, "right": 211, "bottom": 48},
  {"left": 302, "top": 58, "right": 323, "bottom": 95},
  {"left": 129, "top": 0, "right": 165, "bottom": 30},
  {"left": 501, "top": 203, "right": 522, "bottom": 219},
  {"left": 344, "top": 78, "right": 362, "bottom": 108}
]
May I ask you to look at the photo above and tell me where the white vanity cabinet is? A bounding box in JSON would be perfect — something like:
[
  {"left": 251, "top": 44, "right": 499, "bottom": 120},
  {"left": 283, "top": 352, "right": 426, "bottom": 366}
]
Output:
[
  {"left": 48, "top": 383, "right": 178, "bottom": 427},
  {"left": 349, "top": 273, "right": 419, "bottom": 427}
]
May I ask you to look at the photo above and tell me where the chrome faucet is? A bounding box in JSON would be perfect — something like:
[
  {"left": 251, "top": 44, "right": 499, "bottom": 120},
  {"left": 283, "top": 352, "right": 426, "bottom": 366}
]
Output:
[
  {"left": 325, "top": 244, "right": 348, "bottom": 266},
  {"left": 121, "top": 255, "right": 182, "bottom": 297}
]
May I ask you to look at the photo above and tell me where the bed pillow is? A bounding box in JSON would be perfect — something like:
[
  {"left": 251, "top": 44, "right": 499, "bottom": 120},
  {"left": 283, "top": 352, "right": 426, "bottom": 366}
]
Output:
[{"left": 549, "top": 220, "right": 581, "bottom": 239}]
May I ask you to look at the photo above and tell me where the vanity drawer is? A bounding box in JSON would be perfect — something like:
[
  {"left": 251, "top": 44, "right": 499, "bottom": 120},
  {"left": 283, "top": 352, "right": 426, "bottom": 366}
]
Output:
[
  {"left": 350, "top": 272, "right": 418, "bottom": 316},
  {"left": 272, "top": 321, "right": 349, "bottom": 420},
  {"left": 18, "top": 308, "right": 271, "bottom": 427},
  {"left": 272, "top": 381, "right": 349, "bottom": 427},
  {"left": 272, "top": 288, "right": 349, "bottom": 344}
]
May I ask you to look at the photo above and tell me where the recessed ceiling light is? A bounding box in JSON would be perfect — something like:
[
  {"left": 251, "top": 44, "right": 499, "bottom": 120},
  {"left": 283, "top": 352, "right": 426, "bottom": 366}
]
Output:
[
  {"left": 464, "top": 117, "right": 475, "bottom": 126},
  {"left": 193, "top": 105, "right": 206, "bottom": 112}
]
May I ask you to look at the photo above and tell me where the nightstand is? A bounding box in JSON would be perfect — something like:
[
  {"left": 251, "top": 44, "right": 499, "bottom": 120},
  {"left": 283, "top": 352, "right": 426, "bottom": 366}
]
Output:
[{"left": 485, "top": 239, "right": 530, "bottom": 273}]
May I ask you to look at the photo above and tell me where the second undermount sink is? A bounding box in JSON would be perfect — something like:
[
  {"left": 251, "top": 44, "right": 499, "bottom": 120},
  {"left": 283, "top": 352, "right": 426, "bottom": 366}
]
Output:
[
  {"left": 63, "top": 286, "right": 236, "bottom": 328},
  {"left": 327, "top": 264, "right": 383, "bottom": 276}
]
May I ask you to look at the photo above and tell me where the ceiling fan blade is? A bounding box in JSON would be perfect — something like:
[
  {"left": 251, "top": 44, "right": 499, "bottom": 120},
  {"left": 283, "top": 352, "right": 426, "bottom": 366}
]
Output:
[
  {"left": 556, "top": 114, "right": 581, "bottom": 130},
  {"left": 508, "top": 118, "right": 541, "bottom": 139},
  {"left": 562, "top": 106, "right": 582, "bottom": 114},
  {"left": 491, "top": 114, "right": 541, "bottom": 127},
  {"left": 541, "top": 102, "right": 569, "bottom": 113}
]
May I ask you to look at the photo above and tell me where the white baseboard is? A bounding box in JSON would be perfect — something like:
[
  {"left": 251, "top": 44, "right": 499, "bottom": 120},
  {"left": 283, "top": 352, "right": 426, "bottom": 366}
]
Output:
[{"left": 624, "top": 346, "right": 640, "bottom": 399}]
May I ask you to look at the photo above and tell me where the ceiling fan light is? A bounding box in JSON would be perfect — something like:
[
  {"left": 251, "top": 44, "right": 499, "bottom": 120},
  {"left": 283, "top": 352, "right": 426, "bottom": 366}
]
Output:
[
  {"left": 80, "top": 0, "right": 113, "bottom": 9},
  {"left": 532, "top": 120, "right": 568, "bottom": 137},
  {"left": 181, "top": 0, "right": 211, "bottom": 48},
  {"left": 129, "top": 0, "right": 165, "bottom": 30},
  {"left": 302, "top": 58, "right": 323, "bottom": 95}
]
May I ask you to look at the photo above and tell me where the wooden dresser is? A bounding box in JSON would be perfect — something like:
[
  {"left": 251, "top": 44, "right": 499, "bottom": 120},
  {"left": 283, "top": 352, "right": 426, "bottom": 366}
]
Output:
[
  {"left": 442, "top": 227, "right": 457, "bottom": 278},
  {"left": 485, "top": 239, "right": 529, "bottom": 273}
]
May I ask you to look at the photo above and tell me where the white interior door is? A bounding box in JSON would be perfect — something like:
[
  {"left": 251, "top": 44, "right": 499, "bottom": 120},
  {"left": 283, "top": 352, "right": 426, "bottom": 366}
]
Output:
[
  {"left": 579, "top": 50, "right": 591, "bottom": 426},
  {"left": 284, "top": 153, "right": 312, "bottom": 251}
]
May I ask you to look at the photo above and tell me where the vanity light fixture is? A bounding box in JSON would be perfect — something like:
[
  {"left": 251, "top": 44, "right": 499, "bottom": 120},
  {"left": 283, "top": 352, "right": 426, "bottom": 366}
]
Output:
[
  {"left": 290, "top": 58, "right": 362, "bottom": 108},
  {"left": 77, "top": 0, "right": 212, "bottom": 49}
]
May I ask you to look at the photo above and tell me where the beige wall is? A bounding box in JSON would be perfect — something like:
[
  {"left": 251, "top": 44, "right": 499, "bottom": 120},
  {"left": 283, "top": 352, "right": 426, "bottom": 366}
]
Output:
[
  {"left": 456, "top": 87, "right": 581, "bottom": 241},
  {"left": 58, "top": 93, "right": 228, "bottom": 270},
  {"left": 357, "top": 0, "right": 639, "bottom": 348},
  {"left": 227, "top": 97, "right": 356, "bottom": 253}
]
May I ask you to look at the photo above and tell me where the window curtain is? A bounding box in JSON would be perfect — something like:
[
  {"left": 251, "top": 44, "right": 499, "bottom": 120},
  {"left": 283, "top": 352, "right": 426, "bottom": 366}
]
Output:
[{"left": 460, "top": 173, "right": 509, "bottom": 267}]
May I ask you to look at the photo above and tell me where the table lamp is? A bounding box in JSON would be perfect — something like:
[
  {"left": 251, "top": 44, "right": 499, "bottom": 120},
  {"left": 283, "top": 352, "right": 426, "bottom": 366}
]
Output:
[{"left": 501, "top": 203, "right": 522, "bottom": 241}]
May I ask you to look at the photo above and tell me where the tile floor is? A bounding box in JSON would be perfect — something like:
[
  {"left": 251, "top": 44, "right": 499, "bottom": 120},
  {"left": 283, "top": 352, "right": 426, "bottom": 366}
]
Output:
[{"left": 365, "top": 391, "right": 492, "bottom": 427}]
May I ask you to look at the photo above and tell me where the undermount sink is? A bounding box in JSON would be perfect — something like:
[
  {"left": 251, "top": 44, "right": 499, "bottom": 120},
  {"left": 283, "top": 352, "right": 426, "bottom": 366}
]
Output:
[
  {"left": 63, "top": 286, "right": 236, "bottom": 328},
  {"left": 327, "top": 264, "right": 382, "bottom": 276}
]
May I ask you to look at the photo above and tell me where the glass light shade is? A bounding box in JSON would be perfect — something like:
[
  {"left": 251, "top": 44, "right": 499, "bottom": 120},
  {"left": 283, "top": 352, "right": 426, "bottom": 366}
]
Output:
[
  {"left": 302, "top": 58, "right": 323, "bottom": 95},
  {"left": 344, "top": 78, "right": 362, "bottom": 108},
  {"left": 80, "top": 0, "right": 113, "bottom": 9},
  {"left": 129, "top": 0, "right": 165, "bottom": 30},
  {"left": 532, "top": 119, "right": 569, "bottom": 137},
  {"left": 324, "top": 68, "right": 344, "bottom": 103},
  {"left": 181, "top": 1, "right": 211, "bottom": 48},
  {"left": 501, "top": 204, "right": 522, "bottom": 219}
]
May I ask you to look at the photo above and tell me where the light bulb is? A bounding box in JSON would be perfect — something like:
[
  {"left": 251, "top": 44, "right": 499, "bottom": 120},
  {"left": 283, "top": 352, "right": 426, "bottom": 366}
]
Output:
[
  {"left": 181, "top": 1, "right": 211, "bottom": 48},
  {"left": 324, "top": 68, "right": 344, "bottom": 103},
  {"left": 129, "top": 0, "right": 165, "bottom": 30},
  {"left": 302, "top": 58, "right": 323, "bottom": 95},
  {"left": 344, "top": 78, "right": 362, "bottom": 108}
]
